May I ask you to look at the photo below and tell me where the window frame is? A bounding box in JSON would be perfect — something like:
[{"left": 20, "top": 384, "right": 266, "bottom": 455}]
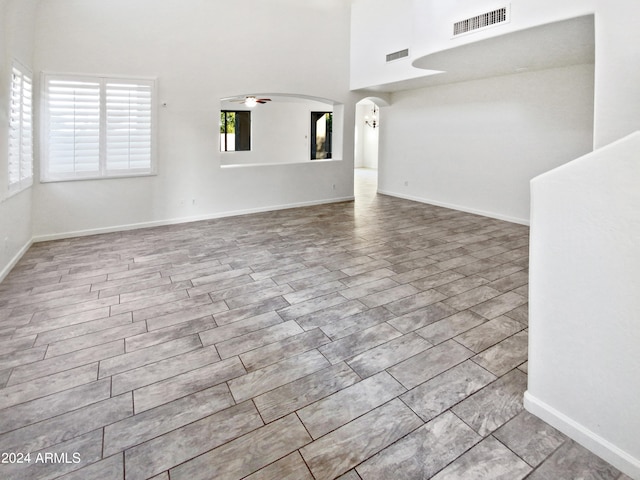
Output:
[
  {"left": 220, "top": 110, "right": 251, "bottom": 152},
  {"left": 40, "top": 72, "right": 157, "bottom": 183},
  {"left": 310, "top": 111, "right": 333, "bottom": 160},
  {"left": 7, "top": 60, "right": 34, "bottom": 197}
]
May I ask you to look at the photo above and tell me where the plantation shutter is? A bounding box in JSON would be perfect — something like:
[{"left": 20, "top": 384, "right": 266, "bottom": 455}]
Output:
[
  {"left": 20, "top": 73, "right": 34, "bottom": 182},
  {"left": 106, "top": 80, "right": 153, "bottom": 172},
  {"left": 8, "top": 65, "right": 33, "bottom": 192},
  {"left": 46, "top": 77, "right": 101, "bottom": 178},
  {"left": 8, "top": 69, "right": 22, "bottom": 186}
]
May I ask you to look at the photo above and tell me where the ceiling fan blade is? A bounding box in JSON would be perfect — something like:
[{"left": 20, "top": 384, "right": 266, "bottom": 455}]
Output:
[{"left": 226, "top": 96, "right": 270, "bottom": 105}]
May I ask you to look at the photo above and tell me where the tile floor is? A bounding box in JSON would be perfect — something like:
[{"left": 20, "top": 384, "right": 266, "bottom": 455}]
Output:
[{"left": 0, "top": 169, "right": 630, "bottom": 479}]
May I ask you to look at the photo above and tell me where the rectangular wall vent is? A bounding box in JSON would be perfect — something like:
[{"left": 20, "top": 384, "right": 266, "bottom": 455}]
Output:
[
  {"left": 386, "top": 49, "right": 409, "bottom": 63},
  {"left": 453, "top": 7, "right": 508, "bottom": 36}
]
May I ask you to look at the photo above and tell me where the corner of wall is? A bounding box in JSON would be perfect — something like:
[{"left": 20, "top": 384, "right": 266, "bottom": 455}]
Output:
[
  {"left": 524, "top": 392, "right": 640, "bottom": 479},
  {"left": 0, "top": 236, "right": 33, "bottom": 283}
]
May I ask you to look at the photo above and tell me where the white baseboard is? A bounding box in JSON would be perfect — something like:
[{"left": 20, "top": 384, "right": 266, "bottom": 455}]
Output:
[
  {"left": 376, "top": 189, "right": 530, "bottom": 226},
  {"left": 32, "top": 196, "right": 355, "bottom": 243},
  {"left": 0, "top": 238, "right": 33, "bottom": 283},
  {"left": 524, "top": 391, "right": 640, "bottom": 479}
]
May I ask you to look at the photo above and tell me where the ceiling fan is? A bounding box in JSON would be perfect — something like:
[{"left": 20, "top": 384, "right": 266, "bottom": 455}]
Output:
[{"left": 231, "top": 96, "right": 271, "bottom": 107}]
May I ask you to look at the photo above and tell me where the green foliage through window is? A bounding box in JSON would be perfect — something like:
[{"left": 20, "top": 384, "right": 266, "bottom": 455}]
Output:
[{"left": 220, "top": 112, "right": 235, "bottom": 134}]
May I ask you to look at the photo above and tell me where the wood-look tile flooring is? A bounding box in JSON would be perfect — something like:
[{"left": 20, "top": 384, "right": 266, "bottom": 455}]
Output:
[{"left": 0, "top": 169, "right": 629, "bottom": 480}]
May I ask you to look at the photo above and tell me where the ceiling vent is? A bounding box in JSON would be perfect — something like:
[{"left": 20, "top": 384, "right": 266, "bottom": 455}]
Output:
[
  {"left": 453, "top": 6, "right": 509, "bottom": 36},
  {"left": 386, "top": 48, "right": 409, "bottom": 63}
]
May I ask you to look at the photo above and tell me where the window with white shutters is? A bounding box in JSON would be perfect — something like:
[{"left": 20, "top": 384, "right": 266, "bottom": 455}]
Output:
[
  {"left": 42, "top": 74, "right": 156, "bottom": 181},
  {"left": 8, "top": 63, "right": 34, "bottom": 195},
  {"left": 46, "top": 77, "right": 101, "bottom": 177},
  {"left": 106, "top": 82, "right": 153, "bottom": 172}
]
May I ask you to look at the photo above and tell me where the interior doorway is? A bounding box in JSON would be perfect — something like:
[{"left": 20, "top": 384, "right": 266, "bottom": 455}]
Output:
[
  {"left": 354, "top": 96, "right": 388, "bottom": 198},
  {"left": 354, "top": 99, "right": 380, "bottom": 171}
]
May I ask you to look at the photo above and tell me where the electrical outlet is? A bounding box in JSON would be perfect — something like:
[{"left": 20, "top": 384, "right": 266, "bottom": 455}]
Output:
[
  {"left": 332, "top": 184, "right": 336, "bottom": 190},
  {"left": 404, "top": 180, "right": 409, "bottom": 187}
]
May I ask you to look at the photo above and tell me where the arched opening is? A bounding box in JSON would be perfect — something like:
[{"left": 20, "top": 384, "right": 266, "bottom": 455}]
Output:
[{"left": 219, "top": 93, "right": 343, "bottom": 167}]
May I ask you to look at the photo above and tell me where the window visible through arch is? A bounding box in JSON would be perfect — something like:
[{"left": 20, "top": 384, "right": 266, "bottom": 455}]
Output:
[
  {"left": 311, "top": 112, "right": 332, "bottom": 160},
  {"left": 218, "top": 94, "right": 340, "bottom": 167},
  {"left": 220, "top": 111, "right": 251, "bottom": 152}
]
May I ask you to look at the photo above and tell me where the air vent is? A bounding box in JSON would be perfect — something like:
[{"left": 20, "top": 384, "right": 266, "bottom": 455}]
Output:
[
  {"left": 453, "top": 7, "right": 508, "bottom": 36},
  {"left": 386, "top": 48, "right": 409, "bottom": 63}
]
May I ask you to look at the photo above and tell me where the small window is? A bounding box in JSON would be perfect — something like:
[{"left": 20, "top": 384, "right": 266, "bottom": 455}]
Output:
[
  {"left": 311, "top": 112, "right": 332, "bottom": 160},
  {"left": 8, "top": 62, "right": 33, "bottom": 195},
  {"left": 41, "top": 73, "right": 156, "bottom": 182},
  {"left": 220, "top": 111, "right": 251, "bottom": 152}
]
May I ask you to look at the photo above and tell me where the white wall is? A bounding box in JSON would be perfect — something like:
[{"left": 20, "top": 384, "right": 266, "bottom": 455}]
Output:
[
  {"left": 377, "top": 64, "right": 594, "bottom": 224},
  {"left": 411, "top": 0, "right": 595, "bottom": 61},
  {"left": 350, "top": 0, "right": 595, "bottom": 92},
  {"left": 352, "top": 0, "right": 640, "bottom": 152},
  {"left": 354, "top": 103, "right": 366, "bottom": 168},
  {"left": 593, "top": 0, "right": 640, "bottom": 148},
  {"left": 32, "top": 0, "right": 356, "bottom": 240},
  {"left": 0, "top": 0, "right": 37, "bottom": 280},
  {"left": 350, "top": 0, "right": 435, "bottom": 91},
  {"left": 526, "top": 132, "right": 640, "bottom": 479}
]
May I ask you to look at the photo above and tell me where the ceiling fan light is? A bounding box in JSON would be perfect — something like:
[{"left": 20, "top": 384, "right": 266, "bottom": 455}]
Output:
[{"left": 245, "top": 96, "right": 257, "bottom": 107}]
